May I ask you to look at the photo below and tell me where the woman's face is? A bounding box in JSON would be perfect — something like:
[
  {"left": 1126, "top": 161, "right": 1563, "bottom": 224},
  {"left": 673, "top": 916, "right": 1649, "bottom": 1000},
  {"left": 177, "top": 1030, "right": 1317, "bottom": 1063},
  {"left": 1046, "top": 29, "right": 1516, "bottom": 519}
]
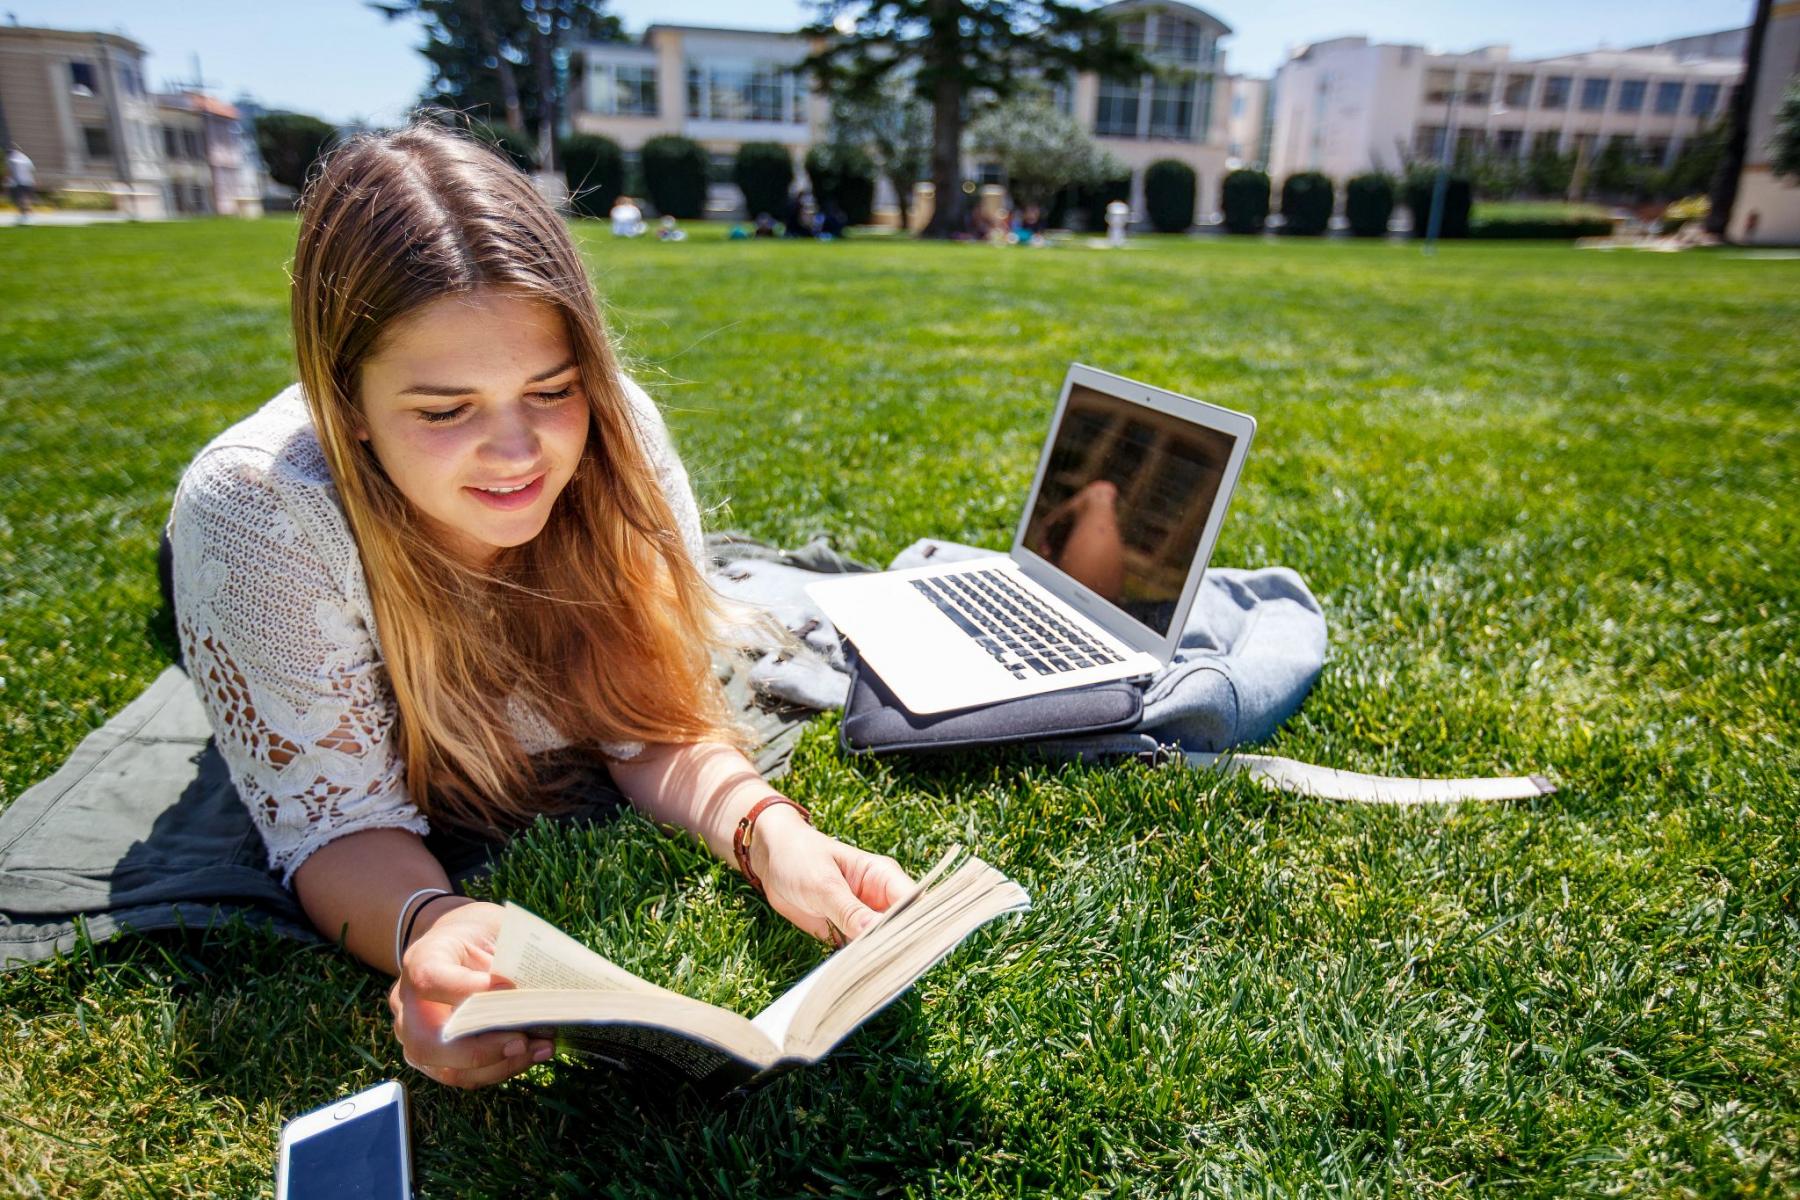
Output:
[{"left": 357, "top": 288, "right": 590, "bottom": 565}]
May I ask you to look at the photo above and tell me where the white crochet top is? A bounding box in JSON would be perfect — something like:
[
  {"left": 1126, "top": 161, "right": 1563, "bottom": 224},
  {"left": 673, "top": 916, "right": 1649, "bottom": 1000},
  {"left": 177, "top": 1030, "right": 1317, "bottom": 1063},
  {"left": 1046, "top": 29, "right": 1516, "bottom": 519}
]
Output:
[{"left": 167, "top": 378, "right": 706, "bottom": 885}]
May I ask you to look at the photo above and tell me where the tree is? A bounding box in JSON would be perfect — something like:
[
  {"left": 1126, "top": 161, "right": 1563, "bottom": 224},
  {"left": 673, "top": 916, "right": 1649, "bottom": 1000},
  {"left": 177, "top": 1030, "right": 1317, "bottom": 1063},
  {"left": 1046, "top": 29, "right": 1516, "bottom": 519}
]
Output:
[
  {"left": 734, "top": 142, "right": 795, "bottom": 219},
  {"left": 1768, "top": 77, "right": 1800, "bottom": 182},
  {"left": 806, "top": 143, "right": 878, "bottom": 225},
  {"left": 824, "top": 78, "right": 933, "bottom": 230},
  {"left": 641, "top": 135, "right": 709, "bottom": 218},
  {"left": 1143, "top": 159, "right": 1196, "bottom": 232},
  {"left": 1708, "top": 0, "right": 1772, "bottom": 235},
  {"left": 369, "top": 0, "right": 623, "bottom": 170},
  {"left": 1525, "top": 136, "right": 1575, "bottom": 197},
  {"left": 557, "top": 132, "right": 624, "bottom": 215},
  {"left": 1665, "top": 119, "right": 1729, "bottom": 197},
  {"left": 966, "top": 92, "right": 1116, "bottom": 213},
  {"left": 805, "top": 0, "right": 1144, "bottom": 237},
  {"left": 253, "top": 111, "right": 339, "bottom": 192},
  {"left": 1591, "top": 136, "right": 1637, "bottom": 200}
]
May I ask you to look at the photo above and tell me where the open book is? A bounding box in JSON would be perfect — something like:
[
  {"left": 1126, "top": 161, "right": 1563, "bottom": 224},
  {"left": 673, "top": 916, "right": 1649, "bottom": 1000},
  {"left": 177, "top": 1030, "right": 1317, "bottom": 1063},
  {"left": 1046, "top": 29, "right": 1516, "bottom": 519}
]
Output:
[{"left": 441, "top": 847, "right": 1030, "bottom": 1093}]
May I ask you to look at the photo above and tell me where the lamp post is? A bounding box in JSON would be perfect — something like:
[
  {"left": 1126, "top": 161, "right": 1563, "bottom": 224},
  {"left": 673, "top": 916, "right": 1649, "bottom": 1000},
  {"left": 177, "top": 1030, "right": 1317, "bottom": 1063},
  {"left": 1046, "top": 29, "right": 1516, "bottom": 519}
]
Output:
[
  {"left": 1424, "top": 74, "right": 1507, "bottom": 254},
  {"left": 1423, "top": 81, "right": 1462, "bottom": 252}
]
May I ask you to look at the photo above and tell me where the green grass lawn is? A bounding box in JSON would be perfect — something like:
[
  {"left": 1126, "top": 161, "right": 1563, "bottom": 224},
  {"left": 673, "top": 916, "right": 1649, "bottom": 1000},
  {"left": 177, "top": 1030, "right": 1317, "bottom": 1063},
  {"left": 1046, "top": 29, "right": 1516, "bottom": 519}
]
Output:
[{"left": 1, "top": 219, "right": 1796, "bottom": 1197}]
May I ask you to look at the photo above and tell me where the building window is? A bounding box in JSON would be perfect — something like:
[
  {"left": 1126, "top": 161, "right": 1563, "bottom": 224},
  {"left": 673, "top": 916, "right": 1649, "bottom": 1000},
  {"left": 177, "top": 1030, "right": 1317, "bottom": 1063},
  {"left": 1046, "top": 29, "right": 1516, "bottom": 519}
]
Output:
[
  {"left": 82, "top": 125, "right": 112, "bottom": 159},
  {"left": 1541, "top": 76, "right": 1570, "bottom": 109},
  {"left": 1617, "top": 79, "right": 1646, "bottom": 112},
  {"left": 1415, "top": 125, "right": 1445, "bottom": 158},
  {"left": 1503, "top": 74, "right": 1533, "bottom": 107},
  {"left": 1690, "top": 82, "right": 1720, "bottom": 117},
  {"left": 587, "top": 62, "right": 657, "bottom": 116},
  {"left": 686, "top": 60, "right": 802, "bottom": 123},
  {"left": 1095, "top": 77, "right": 1141, "bottom": 137},
  {"left": 1051, "top": 81, "right": 1073, "bottom": 116},
  {"left": 70, "top": 61, "right": 99, "bottom": 96},
  {"left": 184, "top": 129, "right": 204, "bottom": 159},
  {"left": 1654, "top": 81, "right": 1683, "bottom": 114},
  {"left": 1493, "top": 128, "right": 1523, "bottom": 158},
  {"left": 1645, "top": 136, "right": 1671, "bottom": 166},
  {"left": 1462, "top": 73, "right": 1493, "bottom": 106},
  {"left": 1151, "top": 18, "right": 1203, "bottom": 64},
  {"left": 1423, "top": 68, "right": 1455, "bottom": 104},
  {"left": 1580, "top": 78, "right": 1609, "bottom": 111},
  {"left": 1531, "top": 130, "right": 1561, "bottom": 156},
  {"left": 1148, "top": 76, "right": 1195, "bottom": 139}
]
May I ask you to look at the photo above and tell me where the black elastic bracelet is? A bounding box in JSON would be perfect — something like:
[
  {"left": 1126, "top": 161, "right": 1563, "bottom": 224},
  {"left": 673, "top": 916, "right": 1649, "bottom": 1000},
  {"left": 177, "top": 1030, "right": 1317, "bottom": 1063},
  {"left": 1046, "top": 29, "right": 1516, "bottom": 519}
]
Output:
[{"left": 400, "top": 890, "right": 458, "bottom": 958}]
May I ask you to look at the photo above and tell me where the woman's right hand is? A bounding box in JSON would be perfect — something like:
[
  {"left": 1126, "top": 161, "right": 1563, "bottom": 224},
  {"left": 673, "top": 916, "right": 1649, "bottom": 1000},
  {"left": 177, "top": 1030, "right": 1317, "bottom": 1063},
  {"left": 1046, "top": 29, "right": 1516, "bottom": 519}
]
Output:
[{"left": 387, "top": 898, "right": 554, "bottom": 1089}]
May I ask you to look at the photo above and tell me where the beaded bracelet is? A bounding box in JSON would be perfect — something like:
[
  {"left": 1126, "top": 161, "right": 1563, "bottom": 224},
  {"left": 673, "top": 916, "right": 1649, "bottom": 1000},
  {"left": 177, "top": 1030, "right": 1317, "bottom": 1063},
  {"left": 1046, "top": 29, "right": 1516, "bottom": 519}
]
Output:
[{"left": 732, "top": 795, "right": 812, "bottom": 897}]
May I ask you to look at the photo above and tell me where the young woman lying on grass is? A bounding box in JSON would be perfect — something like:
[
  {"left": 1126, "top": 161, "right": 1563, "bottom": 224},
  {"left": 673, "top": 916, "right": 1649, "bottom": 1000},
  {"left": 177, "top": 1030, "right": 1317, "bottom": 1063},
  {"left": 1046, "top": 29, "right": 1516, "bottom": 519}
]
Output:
[{"left": 166, "top": 120, "right": 912, "bottom": 1090}]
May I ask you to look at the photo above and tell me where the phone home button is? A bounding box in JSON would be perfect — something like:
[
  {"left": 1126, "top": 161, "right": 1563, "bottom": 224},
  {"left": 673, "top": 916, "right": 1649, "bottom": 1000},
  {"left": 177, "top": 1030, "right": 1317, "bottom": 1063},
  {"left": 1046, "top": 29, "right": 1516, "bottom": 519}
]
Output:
[{"left": 332, "top": 1102, "right": 356, "bottom": 1121}]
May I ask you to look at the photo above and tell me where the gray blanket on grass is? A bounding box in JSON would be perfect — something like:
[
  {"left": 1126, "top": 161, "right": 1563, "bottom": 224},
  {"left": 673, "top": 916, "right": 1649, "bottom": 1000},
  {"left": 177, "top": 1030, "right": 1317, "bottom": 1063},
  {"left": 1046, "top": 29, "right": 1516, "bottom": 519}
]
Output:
[{"left": 0, "top": 534, "right": 1324, "bottom": 969}]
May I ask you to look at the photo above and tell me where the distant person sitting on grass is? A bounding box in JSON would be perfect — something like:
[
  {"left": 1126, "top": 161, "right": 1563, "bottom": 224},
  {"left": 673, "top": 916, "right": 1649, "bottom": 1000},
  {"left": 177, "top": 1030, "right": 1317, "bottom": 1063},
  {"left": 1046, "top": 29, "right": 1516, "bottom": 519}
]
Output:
[
  {"left": 608, "top": 194, "right": 643, "bottom": 237},
  {"left": 165, "top": 121, "right": 913, "bottom": 1091},
  {"left": 657, "top": 214, "right": 686, "bottom": 241},
  {"left": 6, "top": 144, "right": 35, "bottom": 224}
]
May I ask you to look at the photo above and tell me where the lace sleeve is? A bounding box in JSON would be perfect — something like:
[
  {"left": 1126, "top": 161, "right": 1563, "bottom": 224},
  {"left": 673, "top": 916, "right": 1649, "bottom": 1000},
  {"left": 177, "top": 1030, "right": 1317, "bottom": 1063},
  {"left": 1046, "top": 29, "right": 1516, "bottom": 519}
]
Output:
[
  {"left": 620, "top": 374, "right": 706, "bottom": 570},
  {"left": 168, "top": 448, "right": 427, "bottom": 885}
]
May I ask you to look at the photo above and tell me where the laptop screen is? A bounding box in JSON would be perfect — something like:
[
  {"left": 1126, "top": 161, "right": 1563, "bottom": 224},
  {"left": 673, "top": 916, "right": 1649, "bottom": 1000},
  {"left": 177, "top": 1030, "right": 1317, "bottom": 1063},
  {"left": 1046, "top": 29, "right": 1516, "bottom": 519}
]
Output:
[{"left": 1021, "top": 383, "right": 1238, "bottom": 638}]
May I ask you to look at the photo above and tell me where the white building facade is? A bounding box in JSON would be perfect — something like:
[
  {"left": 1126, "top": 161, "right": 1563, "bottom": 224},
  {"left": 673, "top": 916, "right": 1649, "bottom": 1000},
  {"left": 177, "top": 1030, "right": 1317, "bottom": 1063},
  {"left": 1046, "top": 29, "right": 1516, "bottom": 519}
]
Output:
[
  {"left": 1073, "top": 1, "right": 1233, "bottom": 223},
  {"left": 0, "top": 25, "right": 169, "bottom": 216},
  {"left": 571, "top": 2, "right": 1236, "bottom": 227},
  {"left": 571, "top": 24, "right": 828, "bottom": 214},
  {"left": 1225, "top": 74, "right": 1271, "bottom": 169},
  {"left": 1268, "top": 31, "right": 1744, "bottom": 184}
]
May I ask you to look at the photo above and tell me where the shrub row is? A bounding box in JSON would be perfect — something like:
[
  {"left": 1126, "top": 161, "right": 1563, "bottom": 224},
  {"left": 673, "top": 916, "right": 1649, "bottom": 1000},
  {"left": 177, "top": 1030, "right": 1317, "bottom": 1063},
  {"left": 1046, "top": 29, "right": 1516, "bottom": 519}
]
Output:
[{"left": 1467, "top": 203, "right": 1615, "bottom": 239}]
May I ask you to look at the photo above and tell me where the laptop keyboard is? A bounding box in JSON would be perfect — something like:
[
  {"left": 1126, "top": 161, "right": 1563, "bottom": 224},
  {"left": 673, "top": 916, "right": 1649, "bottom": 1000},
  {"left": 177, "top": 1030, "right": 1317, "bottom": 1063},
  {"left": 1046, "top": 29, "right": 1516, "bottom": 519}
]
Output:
[{"left": 909, "top": 568, "right": 1127, "bottom": 680}]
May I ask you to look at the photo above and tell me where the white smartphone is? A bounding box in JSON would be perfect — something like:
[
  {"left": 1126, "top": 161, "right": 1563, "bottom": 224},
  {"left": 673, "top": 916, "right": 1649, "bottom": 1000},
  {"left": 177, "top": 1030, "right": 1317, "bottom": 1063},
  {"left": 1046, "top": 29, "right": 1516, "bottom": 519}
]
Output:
[{"left": 275, "top": 1079, "right": 413, "bottom": 1200}]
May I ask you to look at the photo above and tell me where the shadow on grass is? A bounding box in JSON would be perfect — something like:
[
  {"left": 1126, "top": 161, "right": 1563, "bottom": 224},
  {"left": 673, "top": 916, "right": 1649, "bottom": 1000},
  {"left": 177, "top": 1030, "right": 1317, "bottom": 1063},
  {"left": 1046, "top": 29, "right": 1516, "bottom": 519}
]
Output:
[{"left": 7, "top": 782, "right": 1000, "bottom": 1197}]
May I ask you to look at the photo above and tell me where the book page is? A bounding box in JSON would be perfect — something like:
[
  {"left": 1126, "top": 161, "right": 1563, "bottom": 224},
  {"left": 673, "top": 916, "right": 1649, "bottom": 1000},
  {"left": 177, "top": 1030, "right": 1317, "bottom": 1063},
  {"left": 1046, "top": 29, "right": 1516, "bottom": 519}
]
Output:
[
  {"left": 788, "top": 854, "right": 1031, "bottom": 1060},
  {"left": 488, "top": 903, "right": 660, "bottom": 994},
  {"left": 748, "top": 847, "right": 961, "bottom": 1046}
]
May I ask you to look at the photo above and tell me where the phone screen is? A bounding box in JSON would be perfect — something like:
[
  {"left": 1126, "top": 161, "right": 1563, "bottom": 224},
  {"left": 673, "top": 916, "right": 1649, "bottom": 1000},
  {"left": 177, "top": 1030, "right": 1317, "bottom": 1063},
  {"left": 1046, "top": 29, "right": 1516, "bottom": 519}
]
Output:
[{"left": 285, "top": 1101, "right": 409, "bottom": 1200}]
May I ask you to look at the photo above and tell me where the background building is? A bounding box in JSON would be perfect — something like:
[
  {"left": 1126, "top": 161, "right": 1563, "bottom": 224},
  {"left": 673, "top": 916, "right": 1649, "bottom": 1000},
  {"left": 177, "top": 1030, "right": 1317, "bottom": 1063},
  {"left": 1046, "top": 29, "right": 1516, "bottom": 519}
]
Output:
[
  {"left": 1072, "top": 0, "right": 1232, "bottom": 222},
  {"left": 1226, "top": 74, "right": 1271, "bottom": 169},
  {"left": 1268, "top": 29, "right": 1745, "bottom": 185},
  {"left": 154, "top": 91, "right": 261, "bottom": 217},
  {"left": 0, "top": 25, "right": 168, "bottom": 216},
  {"left": 572, "top": 23, "right": 827, "bottom": 216},
  {"left": 1726, "top": 2, "right": 1800, "bottom": 244},
  {"left": 572, "top": 0, "right": 1236, "bottom": 226}
]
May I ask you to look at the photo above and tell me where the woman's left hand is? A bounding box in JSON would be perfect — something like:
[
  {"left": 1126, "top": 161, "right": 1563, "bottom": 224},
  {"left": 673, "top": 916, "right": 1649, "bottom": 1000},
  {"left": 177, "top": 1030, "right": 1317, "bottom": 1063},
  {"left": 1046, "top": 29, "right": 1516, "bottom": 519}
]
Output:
[{"left": 748, "top": 805, "right": 914, "bottom": 946}]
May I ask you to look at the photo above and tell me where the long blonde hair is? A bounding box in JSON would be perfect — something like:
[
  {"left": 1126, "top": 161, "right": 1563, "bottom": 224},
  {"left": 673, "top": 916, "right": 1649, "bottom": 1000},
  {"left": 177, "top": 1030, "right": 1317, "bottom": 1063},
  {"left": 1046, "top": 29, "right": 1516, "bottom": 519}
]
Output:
[{"left": 291, "top": 119, "right": 742, "bottom": 834}]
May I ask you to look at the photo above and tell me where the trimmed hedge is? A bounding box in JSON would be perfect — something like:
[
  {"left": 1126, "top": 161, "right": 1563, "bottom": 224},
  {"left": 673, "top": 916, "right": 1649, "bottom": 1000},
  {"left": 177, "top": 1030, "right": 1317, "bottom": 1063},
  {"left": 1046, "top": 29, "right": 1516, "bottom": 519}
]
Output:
[
  {"left": 1469, "top": 204, "right": 1615, "bottom": 239},
  {"left": 1144, "top": 160, "right": 1197, "bottom": 233},
  {"left": 641, "top": 135, "right": 710, "bottom": 219},
  {"left": 1404, "top": 174, "right": 1472, "bottom": 238},
  {"left": 805, "top": 145, "right": 876, "bottom": 227},
  {"left": 1345, "top": 173, "right": 1395, "bottom": 237},
  {"left": 558, "top": 134, "right": 625, "bottom": 218},
  {"left": 733, "top": 142, "right": 794, "bottom": 220},
  {"left": 1280, "top": 171, "right": 1333, "bottom": 236},
  {"left": 1222, "top": 169, "right": 1270, "bottom": 234}
]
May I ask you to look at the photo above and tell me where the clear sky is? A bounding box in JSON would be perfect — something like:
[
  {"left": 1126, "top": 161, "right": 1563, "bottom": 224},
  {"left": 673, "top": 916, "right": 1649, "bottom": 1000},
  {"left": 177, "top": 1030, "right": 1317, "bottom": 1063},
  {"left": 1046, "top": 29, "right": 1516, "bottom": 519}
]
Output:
[{"left": 2, "top": 0, "right": 1755, "bottom": 126}]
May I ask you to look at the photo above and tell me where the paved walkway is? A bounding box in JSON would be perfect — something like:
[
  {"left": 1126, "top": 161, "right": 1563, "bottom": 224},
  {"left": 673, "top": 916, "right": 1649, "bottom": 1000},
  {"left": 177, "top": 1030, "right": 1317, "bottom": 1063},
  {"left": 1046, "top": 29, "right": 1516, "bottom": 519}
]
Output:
[{"left": 2, "top": 211, "right": 165, "bottom": 227}]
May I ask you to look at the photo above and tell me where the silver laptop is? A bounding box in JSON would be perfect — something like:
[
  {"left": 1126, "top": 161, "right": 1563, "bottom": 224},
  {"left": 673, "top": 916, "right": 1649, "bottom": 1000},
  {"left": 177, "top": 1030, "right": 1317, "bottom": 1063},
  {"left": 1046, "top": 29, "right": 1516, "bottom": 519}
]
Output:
[{"left": 807, "top": 364, "right": 1255, "bottom": 714}]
